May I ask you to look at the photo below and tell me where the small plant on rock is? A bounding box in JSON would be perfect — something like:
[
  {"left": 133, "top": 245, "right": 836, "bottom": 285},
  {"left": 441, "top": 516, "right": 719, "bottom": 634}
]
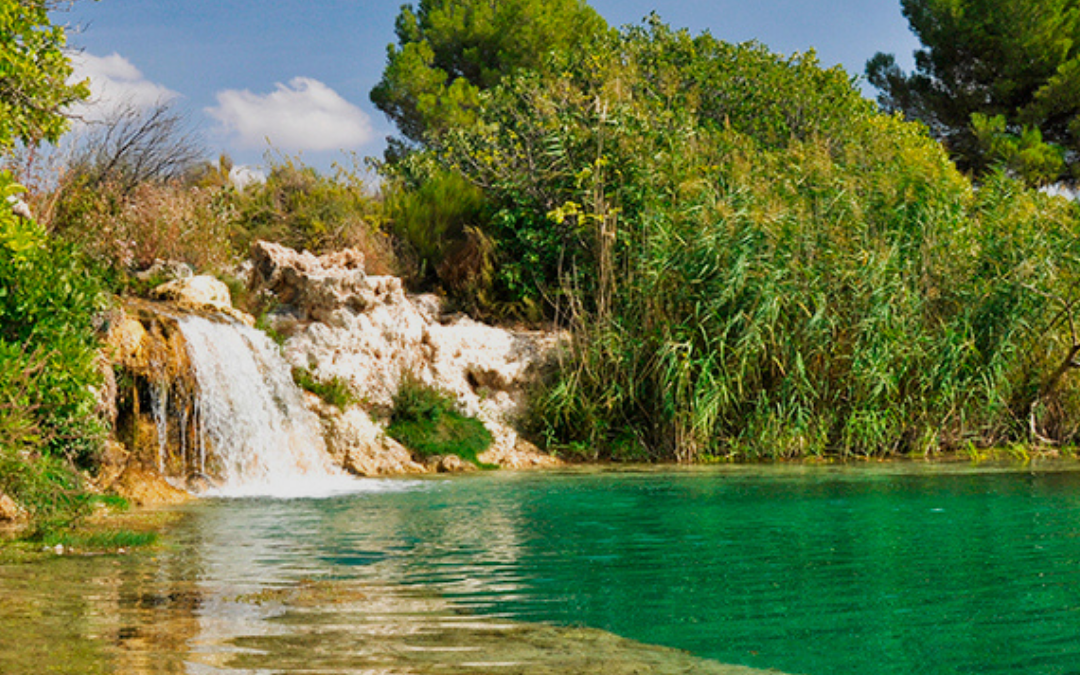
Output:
[
  {"left": 291, "top": 367, "right": 358, "bottom": 409},
  {"left": 387, "top": 374, "right": 494, "bottom": 467}
]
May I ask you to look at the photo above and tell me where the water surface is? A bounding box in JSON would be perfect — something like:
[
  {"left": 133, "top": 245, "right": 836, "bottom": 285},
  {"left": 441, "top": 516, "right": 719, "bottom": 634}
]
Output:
[{"left": 4, "top": 463, "right": 1080, "bottom": 674}]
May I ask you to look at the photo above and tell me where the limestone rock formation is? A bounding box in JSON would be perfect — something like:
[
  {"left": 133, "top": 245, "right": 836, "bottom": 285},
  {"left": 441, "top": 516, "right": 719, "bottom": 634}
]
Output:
[
  {"left": 250, "top": 240, "right": 395, "bottom": 324},
  {"left": 99, "top": 300, "right": 204, "bottom": 499},
  {"left": 150, "top": 275, "right": 254, "bottom": 326},
  {"left": 250, "top": 240, "right": 563, "bottom": 473}
]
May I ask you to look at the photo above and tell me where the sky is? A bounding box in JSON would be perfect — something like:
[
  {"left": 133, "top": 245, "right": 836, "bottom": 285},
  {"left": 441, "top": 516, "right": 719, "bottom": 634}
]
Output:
[{"left": 57, "top": 0, "right": 922, "bottom": 172}]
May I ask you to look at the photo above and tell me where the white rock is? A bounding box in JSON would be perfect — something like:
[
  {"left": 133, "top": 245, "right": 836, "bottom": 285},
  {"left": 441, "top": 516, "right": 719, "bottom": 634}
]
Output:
[{"left": 250, "top": 240, "right": 565, "bottom": 473}]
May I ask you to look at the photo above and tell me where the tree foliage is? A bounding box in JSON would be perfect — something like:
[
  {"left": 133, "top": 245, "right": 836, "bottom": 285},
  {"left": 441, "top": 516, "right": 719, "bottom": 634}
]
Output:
[
  {"left": 0, "top": 0, "right": 89, "bottom": 150},
  {"left": 370, "top": 0, "right": 607, "bottom": 145},
  {"left": 867, "top": 0, "right": 1080, "bottom": 183}
]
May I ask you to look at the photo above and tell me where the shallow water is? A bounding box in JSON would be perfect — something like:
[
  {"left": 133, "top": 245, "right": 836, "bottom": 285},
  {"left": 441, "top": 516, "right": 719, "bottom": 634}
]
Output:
[{"left": 4, "top": 463, "right": 1080, "bottom": 674}]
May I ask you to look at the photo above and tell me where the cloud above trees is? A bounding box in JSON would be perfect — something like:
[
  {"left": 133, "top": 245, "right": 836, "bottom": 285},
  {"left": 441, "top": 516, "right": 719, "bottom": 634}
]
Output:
[
  {"left": 206, "top": 77, "right": 373, "bottom": 152},
  {"left": 67, "top": 51, "right": 179, "bottom": 123}
]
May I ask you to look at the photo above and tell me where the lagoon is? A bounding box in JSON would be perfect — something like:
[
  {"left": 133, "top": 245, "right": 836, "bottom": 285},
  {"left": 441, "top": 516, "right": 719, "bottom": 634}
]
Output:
[{"left": 4, "top": 463, "right": 1080, "bottom": 674}]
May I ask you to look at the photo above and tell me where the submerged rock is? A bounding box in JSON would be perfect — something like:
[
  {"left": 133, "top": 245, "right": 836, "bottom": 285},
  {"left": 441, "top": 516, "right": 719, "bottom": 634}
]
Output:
[{"left": 111, "top": 463, "right": 192, "bottom": 506}]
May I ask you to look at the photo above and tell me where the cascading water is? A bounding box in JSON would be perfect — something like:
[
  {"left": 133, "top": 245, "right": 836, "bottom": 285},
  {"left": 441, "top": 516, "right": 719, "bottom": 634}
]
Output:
[{"left": 173, "top": 314, "right": 360, "bottom": 498}]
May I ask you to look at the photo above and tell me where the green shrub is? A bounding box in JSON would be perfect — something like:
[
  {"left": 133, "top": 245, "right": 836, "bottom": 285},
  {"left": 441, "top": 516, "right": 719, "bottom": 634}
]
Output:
[
  {"left": 232, "top": 154, "right": 396, "bottom": 272},
  {"left": 0, "top": 172, "right": 106, "bottom": 464},
  {"left": 387, "top": 375, "right": 494, "bottom": 466},
  {"left": 382, "top": 161, "right": 488, "bottom": 281}
]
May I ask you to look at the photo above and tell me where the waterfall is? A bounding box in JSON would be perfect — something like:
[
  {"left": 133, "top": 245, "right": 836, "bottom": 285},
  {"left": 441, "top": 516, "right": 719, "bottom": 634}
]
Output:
[{"left": 174, "top": 314, "right": 359, "bottom": 498}]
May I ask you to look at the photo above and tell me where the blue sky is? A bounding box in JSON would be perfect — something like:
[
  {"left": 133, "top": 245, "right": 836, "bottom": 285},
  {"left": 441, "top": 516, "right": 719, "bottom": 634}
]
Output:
[{"left": 58, "top": 0, "right": 921, "bottom": 171}]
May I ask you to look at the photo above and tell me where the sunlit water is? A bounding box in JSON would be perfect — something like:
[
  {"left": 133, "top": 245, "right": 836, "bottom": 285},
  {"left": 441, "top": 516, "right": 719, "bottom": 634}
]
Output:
[{"left": 5, "top": 463, "right": 1080, "bottom": 674}]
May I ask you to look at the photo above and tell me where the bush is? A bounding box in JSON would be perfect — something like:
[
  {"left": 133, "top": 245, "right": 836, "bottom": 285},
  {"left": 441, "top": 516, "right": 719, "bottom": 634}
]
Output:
[
  {"left": 232, "top": 154, "right": 396, "bottom": 271},
  {"left": 0, "top": 172, "right": 106, "bottom": 464},
  {"left": 0, "top": 446, "right": 91, "bottom": 539},
  {"left": 387, "top": 375, "right": 494, "bottom": 466},
  {"left": 382, "top": 161, "right": 488, "bottom": 278},
  {"left": 51, "top": 175, "right": 239, "bottom": 280}
]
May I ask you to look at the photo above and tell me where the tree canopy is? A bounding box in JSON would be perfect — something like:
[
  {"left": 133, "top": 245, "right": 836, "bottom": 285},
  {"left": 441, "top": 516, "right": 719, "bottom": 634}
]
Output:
[
  {"left": 370, "top": 0, "right": 607, "bottom": 146},
  {"left": 0, "top": 0, "right": 89, "bottom": 150},
  {"left": 867, "top": 0, "right": 1080, "bottom": 183}
]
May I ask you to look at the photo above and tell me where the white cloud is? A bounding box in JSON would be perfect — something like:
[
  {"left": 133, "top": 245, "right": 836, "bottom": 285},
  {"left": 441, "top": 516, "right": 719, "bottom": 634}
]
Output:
[
  {"left": 206, "top": 77, "right": 373, "bottom": 152},
  {"left": 229, "top": 164, "right": 266, "bottom": 190},
  {"left": 67, "top": 51, "right": 178, "bottom": 123}
]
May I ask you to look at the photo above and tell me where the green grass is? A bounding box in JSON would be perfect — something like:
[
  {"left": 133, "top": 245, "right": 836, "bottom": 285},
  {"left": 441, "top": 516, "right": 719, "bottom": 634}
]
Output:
[
  {"left": 42, "top": 528, "right": 157, "bottom": 550},
  {"left": 292, "top": 367, "right": 358, "bottom": 408},
  {"left": 387, "top": 376, "right": 495, "bottom": 467}
]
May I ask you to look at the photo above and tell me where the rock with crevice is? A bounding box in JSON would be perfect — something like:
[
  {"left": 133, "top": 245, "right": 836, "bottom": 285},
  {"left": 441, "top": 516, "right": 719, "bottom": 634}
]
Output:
[
  {"left": 250, "top": 240, "right": 564, "bottom": 474},
  {"left": 99, "top": 299, "right": 209, "bottom": 495}
]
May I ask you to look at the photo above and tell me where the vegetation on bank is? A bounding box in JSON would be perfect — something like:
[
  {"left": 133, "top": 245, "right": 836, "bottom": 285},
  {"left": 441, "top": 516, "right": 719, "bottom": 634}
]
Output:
[
  {"left": 375, "top": 6, "right": 1080, "bottom": 461},
  {"left": 292, "top": 367, "right": 359, "bottom": 409}
]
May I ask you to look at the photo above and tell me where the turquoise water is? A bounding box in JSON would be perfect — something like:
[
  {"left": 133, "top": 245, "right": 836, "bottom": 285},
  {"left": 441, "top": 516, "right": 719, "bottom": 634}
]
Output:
[
  {"left": 6, "top": 463, "right": 1080, "bottom": 674},
  {"left": 309, "top": 464, "right": 1080, "bottom": 674}
]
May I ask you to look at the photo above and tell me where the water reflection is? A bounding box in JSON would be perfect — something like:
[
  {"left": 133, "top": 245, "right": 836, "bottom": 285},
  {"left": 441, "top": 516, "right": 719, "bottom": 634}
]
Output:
[
  {"left": 0, "top": 543, "right": 200, "bottom": 675},
  {"left": 0, "top": 474, "right": 778, "bottom": 674}
]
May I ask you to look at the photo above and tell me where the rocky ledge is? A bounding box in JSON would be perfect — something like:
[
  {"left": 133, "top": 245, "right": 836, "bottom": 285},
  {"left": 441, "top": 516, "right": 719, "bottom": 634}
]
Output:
[{"left": 249, "top": 240, "right": 563, "bottom": 475}]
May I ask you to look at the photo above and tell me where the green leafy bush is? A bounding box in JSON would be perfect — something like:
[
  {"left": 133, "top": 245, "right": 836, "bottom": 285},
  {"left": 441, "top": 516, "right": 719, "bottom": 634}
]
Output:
[
  {"left": 232, "top": 154, "right": 395, "bottom": 271},
  {"left": 383, "top": 162, "right": 488, "bottom": 281},
  {"left": 387, "top": 375, "right": 494, "bottom": 466},
  {"left": 0, "top": 172, "right": 106, "bottom": 464}
]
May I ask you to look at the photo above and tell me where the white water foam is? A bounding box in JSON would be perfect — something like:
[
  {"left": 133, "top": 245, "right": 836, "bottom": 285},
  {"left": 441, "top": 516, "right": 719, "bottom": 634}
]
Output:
[{"left": 176, "top": 314, "right": 375, "bottom": 499}]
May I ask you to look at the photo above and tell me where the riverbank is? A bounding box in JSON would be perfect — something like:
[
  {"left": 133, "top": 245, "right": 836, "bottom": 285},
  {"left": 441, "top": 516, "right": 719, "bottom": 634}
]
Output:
[
  {"left": 0, "top": 500, "right": 187, "bottom": 561},
  {"left": 5, "top": 444, "right": 1071, "bottom": 555}
]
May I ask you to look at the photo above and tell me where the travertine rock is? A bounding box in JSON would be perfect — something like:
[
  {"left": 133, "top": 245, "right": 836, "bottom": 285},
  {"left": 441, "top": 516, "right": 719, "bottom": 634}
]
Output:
[
  {"left": 150, "top": 275, "right": 254, "bottom": 326},
  {"left": 133, "top": 259, "right": 193, "bottom": 283},
  {"left": 319, "top": 405, "right": 426, "bottom": 477},
  {"left": 250, "top": 240, "right": 565, "bottom": 474}
]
